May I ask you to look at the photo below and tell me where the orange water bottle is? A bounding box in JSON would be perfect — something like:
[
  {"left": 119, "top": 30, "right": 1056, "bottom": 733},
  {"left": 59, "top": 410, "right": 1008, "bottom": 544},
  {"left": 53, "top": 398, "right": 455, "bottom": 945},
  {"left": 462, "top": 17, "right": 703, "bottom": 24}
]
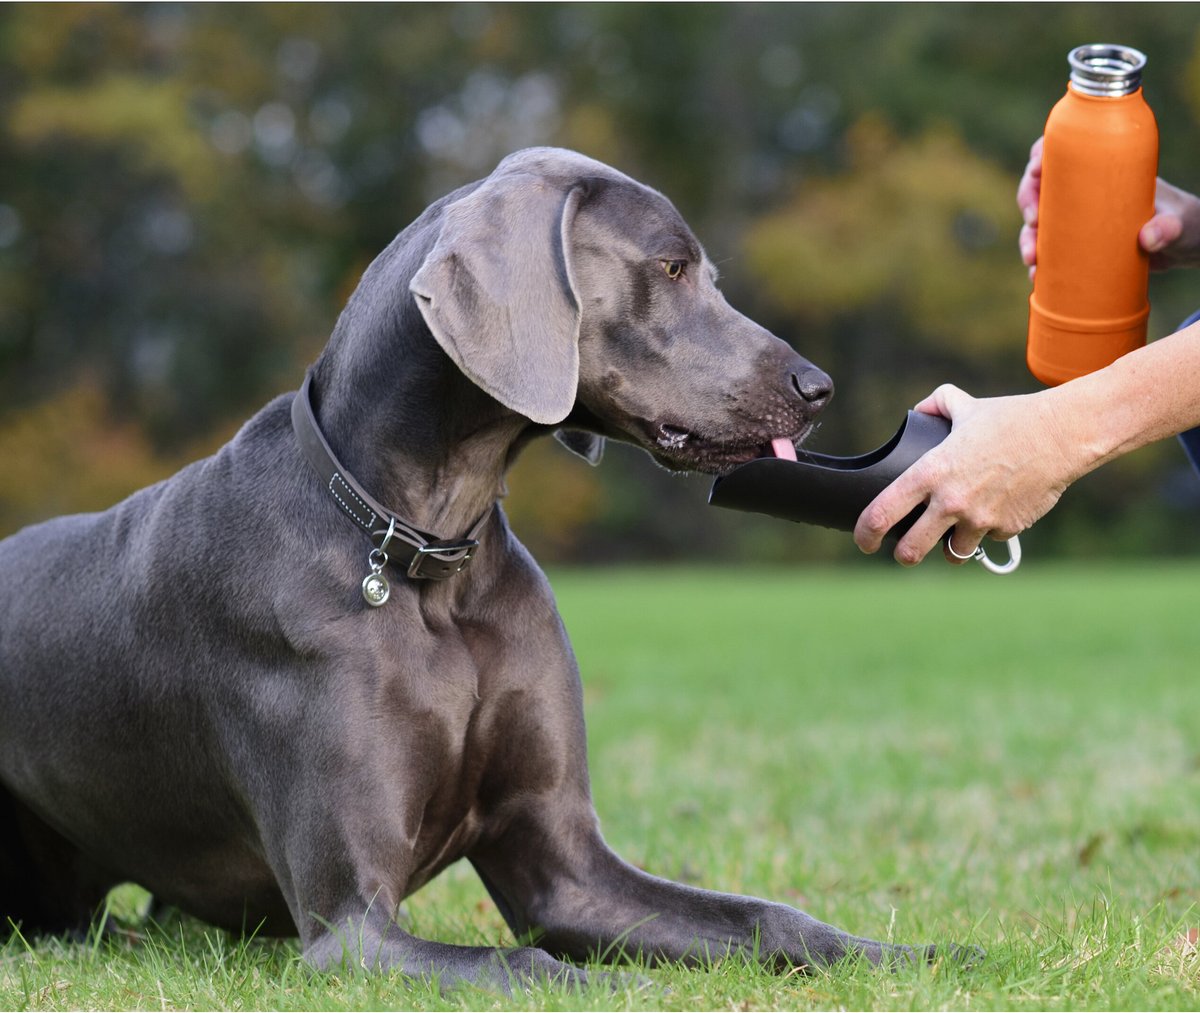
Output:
[{"left": 1027, "top": 44, "right": 1158, "bottom": 386}]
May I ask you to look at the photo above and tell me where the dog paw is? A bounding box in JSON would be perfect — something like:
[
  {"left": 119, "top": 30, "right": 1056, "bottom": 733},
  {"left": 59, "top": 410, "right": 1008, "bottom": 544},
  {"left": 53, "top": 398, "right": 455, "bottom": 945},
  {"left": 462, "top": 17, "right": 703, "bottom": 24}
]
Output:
[
  {"left": 914, "top": 942, "right": 987, "bottom": 969},
  {"left": 479, "top": 945, "right": 593, "bottom": 995}
]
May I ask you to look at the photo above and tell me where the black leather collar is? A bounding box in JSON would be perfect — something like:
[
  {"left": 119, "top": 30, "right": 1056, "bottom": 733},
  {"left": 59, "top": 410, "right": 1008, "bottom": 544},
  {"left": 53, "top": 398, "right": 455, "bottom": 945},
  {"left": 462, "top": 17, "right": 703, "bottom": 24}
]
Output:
[{"left": 291, "top": 372, "right": 489, "bottom": 581}]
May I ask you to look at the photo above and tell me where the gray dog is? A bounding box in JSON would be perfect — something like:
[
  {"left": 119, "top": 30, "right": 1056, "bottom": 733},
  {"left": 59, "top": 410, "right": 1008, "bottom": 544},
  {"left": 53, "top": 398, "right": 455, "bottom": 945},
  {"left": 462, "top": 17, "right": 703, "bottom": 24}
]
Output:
[{"left": 0, "top": 148, "right": 924, "bottom": 989}]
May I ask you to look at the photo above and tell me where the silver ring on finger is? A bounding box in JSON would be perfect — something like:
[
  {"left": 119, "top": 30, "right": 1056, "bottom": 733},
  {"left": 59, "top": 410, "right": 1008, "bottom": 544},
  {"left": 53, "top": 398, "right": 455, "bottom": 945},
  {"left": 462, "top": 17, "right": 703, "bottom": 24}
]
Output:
[{"left": 946, "top": 535, "right": 978, "bottom": 561}]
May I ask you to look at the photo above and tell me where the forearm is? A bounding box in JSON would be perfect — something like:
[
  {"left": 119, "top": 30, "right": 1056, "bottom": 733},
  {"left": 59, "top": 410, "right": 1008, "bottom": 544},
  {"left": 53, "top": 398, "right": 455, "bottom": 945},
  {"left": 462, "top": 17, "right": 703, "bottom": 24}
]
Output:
[{"left": 1047, "top": 319, "right": 1200, "bottom": 479}]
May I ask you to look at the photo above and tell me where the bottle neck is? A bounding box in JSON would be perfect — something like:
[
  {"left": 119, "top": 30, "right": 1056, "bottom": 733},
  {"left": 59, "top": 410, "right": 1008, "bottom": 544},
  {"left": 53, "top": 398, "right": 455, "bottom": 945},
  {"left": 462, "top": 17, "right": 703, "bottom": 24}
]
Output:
[
  {"left": 1068, "top": 43, "right": 1146, "bottom": 97},
  {"left": 1067, "top": 82, "right": 1142, "bottom": 103}
]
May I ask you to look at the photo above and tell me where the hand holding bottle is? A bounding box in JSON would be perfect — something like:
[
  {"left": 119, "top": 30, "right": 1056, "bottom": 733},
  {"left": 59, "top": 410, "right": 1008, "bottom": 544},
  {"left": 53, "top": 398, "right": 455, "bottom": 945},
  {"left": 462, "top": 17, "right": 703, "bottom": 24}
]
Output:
[{"left": 1019, "top": 138, "right": 1200, "bottom": 277}]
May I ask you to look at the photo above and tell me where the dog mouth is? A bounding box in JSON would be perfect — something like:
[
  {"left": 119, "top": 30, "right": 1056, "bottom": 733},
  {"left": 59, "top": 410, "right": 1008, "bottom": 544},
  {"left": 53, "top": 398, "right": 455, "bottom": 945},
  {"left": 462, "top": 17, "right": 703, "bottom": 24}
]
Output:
[
  {"left": 655, "top": 424, "right": 692, "bottom": 452},
  {"left": 652, "top": 421, "right": 814, "bottom": 474}
]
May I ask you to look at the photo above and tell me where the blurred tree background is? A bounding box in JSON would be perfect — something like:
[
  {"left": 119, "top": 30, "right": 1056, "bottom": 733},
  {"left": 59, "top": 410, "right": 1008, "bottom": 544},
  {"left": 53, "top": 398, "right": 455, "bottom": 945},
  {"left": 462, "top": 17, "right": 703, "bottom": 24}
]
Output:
[{"left": 3, "top": 3, "right": 1200, "bottom": 563}]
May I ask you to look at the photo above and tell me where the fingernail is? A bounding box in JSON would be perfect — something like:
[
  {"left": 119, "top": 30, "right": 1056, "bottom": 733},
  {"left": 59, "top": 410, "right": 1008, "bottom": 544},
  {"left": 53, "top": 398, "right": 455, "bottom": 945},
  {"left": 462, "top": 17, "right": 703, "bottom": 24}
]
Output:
[{"left": 1142, "top": 224, "right": 1162, "bottom": 251}]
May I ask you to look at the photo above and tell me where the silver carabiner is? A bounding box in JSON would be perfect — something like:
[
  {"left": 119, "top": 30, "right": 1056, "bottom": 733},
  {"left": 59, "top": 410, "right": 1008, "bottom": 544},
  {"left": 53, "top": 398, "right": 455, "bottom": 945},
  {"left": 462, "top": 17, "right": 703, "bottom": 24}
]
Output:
[{"left": 972, "top": 535, "right": 1022, "bottom": 576}]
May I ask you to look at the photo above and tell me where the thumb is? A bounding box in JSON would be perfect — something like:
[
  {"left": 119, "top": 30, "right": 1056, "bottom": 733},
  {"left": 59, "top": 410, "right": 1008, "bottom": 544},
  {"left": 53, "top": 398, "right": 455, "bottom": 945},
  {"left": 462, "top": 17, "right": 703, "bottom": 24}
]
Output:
[
  {"left": 914, "top": 383, "right": 974, "bottom": 422},
  {"left": 1140, "top": 213, "right": 1183, "bottom": 253}
]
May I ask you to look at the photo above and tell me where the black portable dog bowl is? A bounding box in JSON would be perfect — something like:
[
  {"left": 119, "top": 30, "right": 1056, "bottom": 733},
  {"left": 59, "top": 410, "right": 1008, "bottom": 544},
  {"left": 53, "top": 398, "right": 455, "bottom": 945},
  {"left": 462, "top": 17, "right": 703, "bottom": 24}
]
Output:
[
  {"left": 708, "top": 411, "right": 1022, "bottom": 574},
  {"left": 709, "top": 410, "right": 950, "bottom": 538}
]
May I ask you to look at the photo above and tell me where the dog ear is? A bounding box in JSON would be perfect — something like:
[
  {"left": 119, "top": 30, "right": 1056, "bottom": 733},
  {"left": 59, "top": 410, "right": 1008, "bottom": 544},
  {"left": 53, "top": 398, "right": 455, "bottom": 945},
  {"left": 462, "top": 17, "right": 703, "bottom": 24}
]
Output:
[
  {"left": 554, "top": 429, "right": 605, "bottom": 465},
  {"left": 411, "top": 175, "right": 585, "bottom": 425}
]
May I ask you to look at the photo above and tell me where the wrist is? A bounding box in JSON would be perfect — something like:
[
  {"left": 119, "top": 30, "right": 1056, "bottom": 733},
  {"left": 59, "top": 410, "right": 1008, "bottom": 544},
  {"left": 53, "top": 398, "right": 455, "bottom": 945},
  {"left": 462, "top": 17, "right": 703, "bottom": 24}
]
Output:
[
  {"left": 1044, "top": 321, "right": 1200, "bottom": 472},
  {"left": 1034, "top": 378, "right": 1121, "bottom": 481}
]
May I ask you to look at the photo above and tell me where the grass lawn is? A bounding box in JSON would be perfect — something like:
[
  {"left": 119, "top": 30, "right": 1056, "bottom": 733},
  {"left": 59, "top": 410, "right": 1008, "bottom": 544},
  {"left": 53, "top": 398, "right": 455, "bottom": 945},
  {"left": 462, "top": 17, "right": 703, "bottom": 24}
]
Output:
[{"left": 3, "top": 561, "right": 1199, "bottom": 1010}]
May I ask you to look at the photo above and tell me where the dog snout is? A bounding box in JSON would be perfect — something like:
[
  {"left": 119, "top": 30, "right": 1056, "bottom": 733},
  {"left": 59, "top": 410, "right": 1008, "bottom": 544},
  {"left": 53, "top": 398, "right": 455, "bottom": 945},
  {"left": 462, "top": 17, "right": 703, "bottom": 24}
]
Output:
[{"left": 790, "top": 364, "right": 834, "bottom": 411}]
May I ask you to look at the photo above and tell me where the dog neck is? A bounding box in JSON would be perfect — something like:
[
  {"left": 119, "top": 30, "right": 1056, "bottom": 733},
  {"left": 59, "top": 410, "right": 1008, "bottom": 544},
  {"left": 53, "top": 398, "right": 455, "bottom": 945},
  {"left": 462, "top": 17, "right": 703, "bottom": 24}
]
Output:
[{"left": 307, "top": 306, "right": 531, "bottom": 542}]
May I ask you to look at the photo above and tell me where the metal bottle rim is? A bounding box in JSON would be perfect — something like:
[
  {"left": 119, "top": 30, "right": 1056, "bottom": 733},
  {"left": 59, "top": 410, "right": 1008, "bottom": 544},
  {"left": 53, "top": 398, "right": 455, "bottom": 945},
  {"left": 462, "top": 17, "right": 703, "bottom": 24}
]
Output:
[{"left": 1068, "top": 44, "right": 1147, "bottom": 97}]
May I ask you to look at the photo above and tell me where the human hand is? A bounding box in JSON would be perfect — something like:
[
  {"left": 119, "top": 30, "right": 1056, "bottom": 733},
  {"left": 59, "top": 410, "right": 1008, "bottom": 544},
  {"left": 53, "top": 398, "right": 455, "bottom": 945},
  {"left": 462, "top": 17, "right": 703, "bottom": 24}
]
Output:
[
  {"left": 1138, "top": 178, "right": 1200, "bottom": 271},
  {"left": 1017, "top": 137, "right": 1200, "bottom": 276},
  {"left": 853, "top": 384, "right": 1079, "bottom": 566}
]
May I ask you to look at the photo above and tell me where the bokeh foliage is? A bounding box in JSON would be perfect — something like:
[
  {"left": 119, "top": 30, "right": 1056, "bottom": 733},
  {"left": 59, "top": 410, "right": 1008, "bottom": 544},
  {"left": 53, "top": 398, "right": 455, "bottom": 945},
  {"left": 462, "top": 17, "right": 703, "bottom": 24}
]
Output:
[{"left": 2, "top": 3, "right": 1200, "bottom": 560}]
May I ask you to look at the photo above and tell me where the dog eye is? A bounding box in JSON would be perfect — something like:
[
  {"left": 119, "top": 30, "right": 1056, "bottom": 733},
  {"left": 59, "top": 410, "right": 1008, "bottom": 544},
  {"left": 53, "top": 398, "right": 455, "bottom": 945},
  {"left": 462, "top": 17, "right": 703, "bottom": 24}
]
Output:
[{"left": 661, "top": 259, "right": 686, "bottom": 280}]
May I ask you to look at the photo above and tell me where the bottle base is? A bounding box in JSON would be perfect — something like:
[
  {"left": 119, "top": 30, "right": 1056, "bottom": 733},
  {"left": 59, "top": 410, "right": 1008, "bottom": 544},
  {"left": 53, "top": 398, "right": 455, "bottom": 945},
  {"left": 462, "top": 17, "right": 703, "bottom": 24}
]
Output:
[{"left": 1027, "top": 296, "right": 1148, "bottom": 385}]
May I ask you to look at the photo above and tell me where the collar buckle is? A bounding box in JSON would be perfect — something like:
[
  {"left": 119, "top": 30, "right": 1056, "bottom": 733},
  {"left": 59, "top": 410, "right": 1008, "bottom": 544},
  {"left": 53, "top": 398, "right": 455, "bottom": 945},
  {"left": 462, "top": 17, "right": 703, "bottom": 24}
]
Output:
[
  {"left": 293, "top": 372, "right": 491, "bottom": 588},
  {"left": 407, "top": 539, "right": 480, "bottom": 580}
]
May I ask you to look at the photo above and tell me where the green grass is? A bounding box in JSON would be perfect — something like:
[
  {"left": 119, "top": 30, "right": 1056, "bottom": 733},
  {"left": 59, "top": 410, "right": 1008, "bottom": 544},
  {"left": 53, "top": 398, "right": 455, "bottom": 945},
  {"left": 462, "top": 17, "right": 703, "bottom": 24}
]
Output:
[{"left": 3, "top": 562, "right": 1200, "bottom": 1010}]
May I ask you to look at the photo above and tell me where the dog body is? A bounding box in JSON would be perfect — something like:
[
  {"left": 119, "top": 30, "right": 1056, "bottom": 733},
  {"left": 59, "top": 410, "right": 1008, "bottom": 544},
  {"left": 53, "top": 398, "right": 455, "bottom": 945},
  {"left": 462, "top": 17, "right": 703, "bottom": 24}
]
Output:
[{"left": 0, "top": 149, "right": 902, "bottom": 986}]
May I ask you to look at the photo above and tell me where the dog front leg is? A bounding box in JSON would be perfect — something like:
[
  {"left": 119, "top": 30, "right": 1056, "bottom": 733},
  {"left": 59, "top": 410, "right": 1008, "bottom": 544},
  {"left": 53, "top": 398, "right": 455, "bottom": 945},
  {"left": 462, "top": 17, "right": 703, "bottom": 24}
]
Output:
[
  {"left": 472, "top": 817, "right": 924, "bottom": 973},
  {"left": 299, "top": 903, "right": 592, "bottom": 994}
]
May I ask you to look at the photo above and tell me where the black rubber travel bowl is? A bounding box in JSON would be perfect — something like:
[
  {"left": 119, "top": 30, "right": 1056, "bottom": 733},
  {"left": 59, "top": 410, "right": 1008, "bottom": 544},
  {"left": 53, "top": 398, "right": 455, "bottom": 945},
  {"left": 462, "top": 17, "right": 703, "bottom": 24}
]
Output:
[{"left": 708, "top": 410, "right": 950, "bottom": 538}]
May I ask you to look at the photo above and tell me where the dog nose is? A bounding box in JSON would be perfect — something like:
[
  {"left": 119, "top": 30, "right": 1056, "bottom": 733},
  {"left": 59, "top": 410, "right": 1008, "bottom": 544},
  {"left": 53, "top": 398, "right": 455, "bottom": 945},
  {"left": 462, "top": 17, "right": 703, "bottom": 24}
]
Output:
[{"left": 791, "top": 365, "right": 834, "bottom": 408}]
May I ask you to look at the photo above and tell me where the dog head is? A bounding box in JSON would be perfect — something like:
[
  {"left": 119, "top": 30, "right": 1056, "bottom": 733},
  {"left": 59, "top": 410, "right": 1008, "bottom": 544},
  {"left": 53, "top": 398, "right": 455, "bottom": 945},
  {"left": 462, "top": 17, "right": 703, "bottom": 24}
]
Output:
[{"left": 411, "top": 147, "right": 831, "bottom": 474}]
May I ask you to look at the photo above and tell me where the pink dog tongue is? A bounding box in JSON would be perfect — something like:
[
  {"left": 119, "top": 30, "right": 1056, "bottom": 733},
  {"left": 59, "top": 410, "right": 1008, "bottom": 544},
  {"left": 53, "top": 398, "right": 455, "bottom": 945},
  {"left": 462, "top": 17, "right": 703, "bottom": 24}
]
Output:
[{"left": 771, "top": 437, "right": 798, "bottom": 461}]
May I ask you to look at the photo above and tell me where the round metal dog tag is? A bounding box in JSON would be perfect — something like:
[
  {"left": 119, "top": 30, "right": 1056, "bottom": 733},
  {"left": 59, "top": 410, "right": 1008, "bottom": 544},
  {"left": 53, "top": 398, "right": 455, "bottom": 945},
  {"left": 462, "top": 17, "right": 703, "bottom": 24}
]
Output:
[{"left": 362, "top": 571, "right": 390, "bottom": 607}]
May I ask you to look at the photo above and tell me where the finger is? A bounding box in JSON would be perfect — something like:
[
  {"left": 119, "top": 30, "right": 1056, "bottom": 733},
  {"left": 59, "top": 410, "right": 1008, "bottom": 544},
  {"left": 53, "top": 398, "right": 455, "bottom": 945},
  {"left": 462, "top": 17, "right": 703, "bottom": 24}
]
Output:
[
  {"left": 1140, "top": 213, "right": 1183, "bottom": 254},
  {"left": 942, "top": 525, "right": 986, "bottom": 566},
  {"left": 890, "top": 505, "right": 955, "bottom": 567},
  {"left": 987, "top": 526, "right": 1020, "bottom": 542},
  {"left": 1019, "top": 222, "right": 1037, "bottom": 267},
  {"left": 1016, "top": 139, "right": 1044, "bottom": 221},
  {"left": 1016, "top": 177, "right": 1040, "bottom": 226},
  {"left": 914, "top": 382, "right": 970, "bottom": 420},
  {"left": 912, "top": 393, "right": 941, "bottom": 415},
  {"left": 854, "top": 473, "right": 930, "bottom": 555}
]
